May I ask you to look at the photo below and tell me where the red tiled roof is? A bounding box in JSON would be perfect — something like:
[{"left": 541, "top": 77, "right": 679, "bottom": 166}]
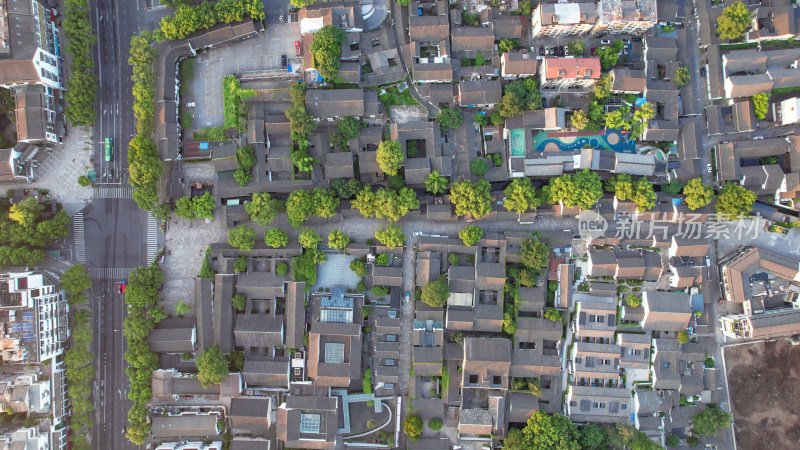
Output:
[{"left": 543, "top": 58, "right": 601, "bottom": 80}]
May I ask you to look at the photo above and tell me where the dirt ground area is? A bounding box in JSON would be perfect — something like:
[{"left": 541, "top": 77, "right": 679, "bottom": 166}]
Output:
[{"left": 725, "top": 340, "right": 800, "bottom": 449}]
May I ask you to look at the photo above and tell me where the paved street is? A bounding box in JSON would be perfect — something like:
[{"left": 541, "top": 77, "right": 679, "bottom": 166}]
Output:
[{"left": 86, "top": 0, "right": 155, "bottom": 448}]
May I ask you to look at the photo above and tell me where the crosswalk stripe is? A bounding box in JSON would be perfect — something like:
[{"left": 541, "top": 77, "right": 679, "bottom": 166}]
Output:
[
  {"left": 93, "top": 187, "right": 134, "bottom": 199},
  {"left": 72, "top": 213, "right": 86, "bottom": 263},
  {"left": 88, "top": 268, "right": 136, "bottom": 280},
  {"left": 146, "top": 214, "right": 159, "bottom": 264}
]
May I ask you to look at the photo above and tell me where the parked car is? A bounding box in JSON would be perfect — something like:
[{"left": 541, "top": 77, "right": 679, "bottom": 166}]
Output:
[
  {"left": 591, "top": 47, "right": 596, "bottom": 55},
  {"left": 536, "top": 55, "right": 544, "bottom": 60},
  {"left": 754, "top": 136, "right": 764, "bottom": 140},
  {"left": 707, "top": 163, "right": 713, "bottom": 173},
  {"left": 281, "top": 54, "right": 287, "bottom": 69},
  {"left": 700, "top": 67, "right": 706, "bottom": 77},
  {"left": 295, "top": 40, "right": 301, "bottom": 56},
  {"left": 621, "top": 39, "right": 631, "bottom": 44},
  {"left": 623, "top": 47, "right": 630, "bottom": 56},
  {"left": 558, "top": 46, "right": 565, "bottom": 56},
  {"left": 564, "top": 46, "right": 570, "bottom": 56},
  {"left": 539, "top": 45, "right": 545, "bottom": 55},
  {"left": 600, "top": 39, "right": 611, "bottom": 44}
]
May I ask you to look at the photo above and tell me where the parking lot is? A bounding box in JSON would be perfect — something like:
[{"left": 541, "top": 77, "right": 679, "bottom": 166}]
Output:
[{"left": 191, "top": 22, "right": 301, "bottom": 128}]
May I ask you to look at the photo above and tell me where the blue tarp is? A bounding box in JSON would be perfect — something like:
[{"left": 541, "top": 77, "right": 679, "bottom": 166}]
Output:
[
  {"left": 308, "top": 69, "right": 323, "bottom": 82},
  {"left": 691, "top": 294, "right": 705, "bottom": 313}
]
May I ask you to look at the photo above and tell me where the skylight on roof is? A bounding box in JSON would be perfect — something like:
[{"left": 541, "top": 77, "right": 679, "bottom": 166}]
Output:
[
  {"left": 300, "top": 414, "right": 321, "bottom": 433},
  {"left": 324, "top": 343, "right": 345, "bottom": 364}
]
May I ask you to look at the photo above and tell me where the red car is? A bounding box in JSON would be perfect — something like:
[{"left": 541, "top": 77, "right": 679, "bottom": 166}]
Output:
[
  {"left": 591, "top": 47, "right": 596, "bottom": 55},
  {"left": 117, "top": 281, "right": 127, "bottom": 294},
  {"left": 295, "top": 40, "right": 301, "bottom": 56}
]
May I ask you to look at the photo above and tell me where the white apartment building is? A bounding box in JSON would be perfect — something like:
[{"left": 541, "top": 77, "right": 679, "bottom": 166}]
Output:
[
  {"left": 0, "top": 0, "right": 62, "bottom": 144},
  {"left": 595, "top": 0, "right": 657, "bottom": 35},
  {"left": 532, "top": 2, "right": 598, "bottom": 38},
  {"left": 0, "top": 271, "right": 68, "bottom": 362}
]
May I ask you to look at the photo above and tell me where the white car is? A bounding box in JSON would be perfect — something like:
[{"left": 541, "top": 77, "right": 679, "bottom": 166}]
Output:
[
  {"left": 753, "top": 136, "right": 764, "bottom": 140},
  {"left": 707, "top": 164, "right": 713, "bottom": 173},
  {"left": 600, "top": 39, "right": 611, "bottom": 45},
  {"left": 536, "top": 55, "right": 544, "bottom": 60}
]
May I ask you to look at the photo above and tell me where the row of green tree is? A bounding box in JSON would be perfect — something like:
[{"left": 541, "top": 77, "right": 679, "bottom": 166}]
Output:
[
  {"left": 499, "top": 407, "right": 730, "bottom": 449},
  {"left": 543, "top": 170, "right": 756, "bottom": 219},
  {"left": 64, "top": 0, "right": 98, "bottom": 126},
  {"left": 122, "top": 265, "right": 164, "bottom": 445},
  {"left": 60, "top": 265, "right": 93, "bottom": 450},
  {"left": 234, "top": 145, "right": 256, "bottom": 186},
  {"left": 410, "top": 407, "right": 731, "bottom": 448},
  {"left": 159, "top": 0, "right": 265, "bottom": 40},
  {"left": 285, "top": 83, "right": 317, "bottom": 172},
  {"left": 239, "top": 172, "right": 754, "bottom": 231},
  {"left": 128, "top": 32, "right": 164, "bottom": 211},
  {"left": 0, "top": 197, "right": 71, "bottom": 267}
]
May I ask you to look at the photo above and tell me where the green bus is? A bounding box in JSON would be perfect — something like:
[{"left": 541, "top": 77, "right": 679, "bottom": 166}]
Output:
[{"left": 104, "top": 137, "right": 113, "bottom": 162}]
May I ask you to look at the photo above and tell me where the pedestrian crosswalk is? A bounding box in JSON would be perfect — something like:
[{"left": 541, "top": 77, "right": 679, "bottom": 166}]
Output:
[
  {"left": 146, "top": 214, "right": 159, "bottom": 264},
  {"left": 72, "top": 213, "right": 86, "bottom": 263},
  {"left": 94, "top": 186, "right": 134, "bottom": 199},
  {"left": 88, "top": 267, "right": 136, "bottom": 280}
]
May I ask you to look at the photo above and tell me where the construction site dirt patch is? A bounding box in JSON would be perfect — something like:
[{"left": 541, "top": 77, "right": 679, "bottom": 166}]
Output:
[{"left": 725, "top": 340, "right": 800, "bottom": 449}]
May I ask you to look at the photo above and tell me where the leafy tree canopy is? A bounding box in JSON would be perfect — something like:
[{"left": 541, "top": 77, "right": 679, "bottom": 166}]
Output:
[
  {"left": 691, "top": 405, "right": 732, "bottom": 436},
  {"left": 683, "top": 178, "right": 715, "bottom": 211},
  {"left": 425, "top": 171, "right": 448, "bottom": 195},
  {"left": 264, "top": 229, "right": 289, "bottom": 248},
  {"left": 450, "top": 180, "right": 492, "bottom": 218},
  {"left": 520, "top": 238, "right": 550, "bottom": 270},
  {"left": 520, "top": 411, "right": 580, "bottom": 450},
  {"left": 376, "top": 140, "right": 404, "bottom": 176},
  {"left": 309, "top": 25, "right": 345, "bottom": 81},
  {"left": 228, "top": 225, "right": 257, "bottom": 251},
  {"left": 298, "top": 227, "right": 323, "bottom": 249},
  {"left": 374, "top": 223, "right": 406, "bottom": 249},
  {"left": 459, "top": 226, "right": 483, "bottom": 246},
  {"left": 421, "top": 275, "right": 450, "bottom": 308},
  {"left": 328, "top": 229, "right": 350, "bottom": 250},
  {"left": 195, "top": 344, "right": 229, "bottom": 388},
  {"left": 716, "top": 182, "right": 756, "bottom": 220},
  {"left": 504, "top": 178, "right": 540, "bottom": 214},
  {"left": 436, "top": 107, "right": 464, "bottom": 130},
  {"left": 245, "top": 192, "right": 284, "bottom": 227},
  {"left": 716, "top": 1, "right": 752, "bottom": 41},
  {"left": 549, "top": 169, "right": 603, "bottom": 210}
]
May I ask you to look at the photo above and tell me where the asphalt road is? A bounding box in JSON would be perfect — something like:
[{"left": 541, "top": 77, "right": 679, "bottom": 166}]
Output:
[{"left": 87, "top": 0, "right": 146, "bottom": 449}]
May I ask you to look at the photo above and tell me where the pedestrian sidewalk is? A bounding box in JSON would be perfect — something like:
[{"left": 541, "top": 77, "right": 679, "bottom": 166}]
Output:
[{"left": 26, "top": 125, "right": 95, "bottom": 211}]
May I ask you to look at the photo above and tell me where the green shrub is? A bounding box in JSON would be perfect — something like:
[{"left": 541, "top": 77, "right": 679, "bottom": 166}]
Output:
[
  {"left": 375, "top": 253, "right": 390, "bottom": 266},
  {"left": 371, "top": 286, "right": 389, "bottom": 296},
  {"left": 276, "top": 262, "right": 289, "bottom": 276},
  {"left": 350, "top": 259, "right": 368, "bottom": 276},
  {"left": 448, "top": 253, "right": 460, "bottom": 266},
  {"left": 357, "top": 281, "right": 366, "bottom": 292},
  {"left": 231, "top": 294, "right": 246, "bottom": 311},
  {"left": 428, "top": 418, "right": 443, "bottom": 431},
  {"left": 470, "top": 158, "right": 488, "bottom": 176}
]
